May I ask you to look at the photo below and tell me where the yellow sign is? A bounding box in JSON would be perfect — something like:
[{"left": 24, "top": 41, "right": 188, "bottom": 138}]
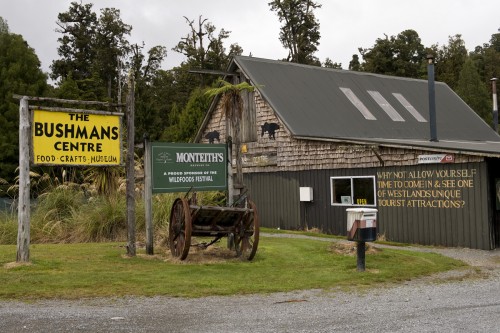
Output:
[{"left": 32, "top": 110, "right": 122, "bottom": 166}]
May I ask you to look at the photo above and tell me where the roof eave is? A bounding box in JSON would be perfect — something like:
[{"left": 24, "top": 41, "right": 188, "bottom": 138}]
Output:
[{"left": 293, "top": 135, "right": 500, "bottom": 158}]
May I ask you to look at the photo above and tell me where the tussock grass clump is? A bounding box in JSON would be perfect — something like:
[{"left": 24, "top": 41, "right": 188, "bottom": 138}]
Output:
[
  {"left": 0, "top": 188, "right": 228, "bottom": 245},
  {"left": 30, "top": 184, "right": 85, "bottom": 243},
  {"left": 73, "top": 195, "right": 128, "bottom": 242},
  {"left": 0, "top": 190, "right": 165, "bottom": 244},
  {"left": 0, "top": 211, "right": 17, "bottom": 244}
]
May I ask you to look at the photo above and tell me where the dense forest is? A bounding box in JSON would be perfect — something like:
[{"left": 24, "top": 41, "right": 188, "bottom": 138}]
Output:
[{"left": 1, "top": 0, "right": 499, "bottom": 189}]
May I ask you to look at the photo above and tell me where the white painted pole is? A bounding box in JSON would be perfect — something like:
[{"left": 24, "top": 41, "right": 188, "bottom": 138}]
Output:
[{"left": 491, "top": 78, "right": 498, "bottom": 133}]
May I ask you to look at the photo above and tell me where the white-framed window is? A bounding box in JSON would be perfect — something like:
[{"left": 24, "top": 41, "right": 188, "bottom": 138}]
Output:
[{"left": 330, "top": 176, "right": 376, "bottom": 206}]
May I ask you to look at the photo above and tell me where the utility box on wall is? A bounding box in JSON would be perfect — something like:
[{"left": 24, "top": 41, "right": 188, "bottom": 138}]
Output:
[{"left": 300, "top": 187, "right": 313, "bottom": 202}]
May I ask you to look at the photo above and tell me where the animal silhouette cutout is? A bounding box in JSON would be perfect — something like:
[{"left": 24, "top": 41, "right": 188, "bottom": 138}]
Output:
[
  {"left": 261, "top": 122, "right": 280, "bottom": 140},
  {"left": 205, "top": 130, "right": 220, "bottom": 144}
]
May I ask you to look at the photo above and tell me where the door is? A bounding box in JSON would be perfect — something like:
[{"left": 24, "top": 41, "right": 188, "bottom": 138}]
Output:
[{"left": 494, "top": 178, "right": 500, "bottom": 248}]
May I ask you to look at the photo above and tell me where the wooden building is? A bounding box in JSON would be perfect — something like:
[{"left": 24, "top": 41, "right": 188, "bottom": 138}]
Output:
[{"left": 195, "top": 56, "right": 500, "bottom": 250}]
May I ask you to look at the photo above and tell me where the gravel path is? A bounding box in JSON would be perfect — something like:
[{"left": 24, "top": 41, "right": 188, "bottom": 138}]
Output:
[{"left": 1, "top": 235, "right": 499, "bottom": 333}]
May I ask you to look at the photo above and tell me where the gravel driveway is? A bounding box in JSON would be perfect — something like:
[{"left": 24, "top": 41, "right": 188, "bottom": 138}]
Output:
[{"left": 1, "top": 235, "right": 499, "bottom": 333}]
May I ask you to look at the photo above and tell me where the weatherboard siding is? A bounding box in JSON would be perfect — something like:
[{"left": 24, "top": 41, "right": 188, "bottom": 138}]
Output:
[{"left": 201, "top": 92, "right": 483, "bottom": 172}]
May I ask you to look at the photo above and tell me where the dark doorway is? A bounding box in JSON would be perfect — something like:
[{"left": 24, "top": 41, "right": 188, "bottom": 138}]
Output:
[{"left": 488, "top": 158, "right": 500, "bottom": 248}]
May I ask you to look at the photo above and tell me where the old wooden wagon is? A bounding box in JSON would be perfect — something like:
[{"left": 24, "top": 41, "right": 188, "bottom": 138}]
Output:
[{"left": 168, "top": 196, "right": 259, "bottom": 260}]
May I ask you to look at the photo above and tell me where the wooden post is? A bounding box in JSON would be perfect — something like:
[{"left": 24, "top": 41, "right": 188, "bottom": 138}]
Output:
[
  {"left": 126, "top": 75, "right": 136, "bottom": 256},
  {"left": 144, "top": 135, "right": 153, "bottom": 255},
  {"left": 227, "top": 137, "right": 234, "bottom": 206},
  {"left": 226, "top": 139, "right": 235, "bottom": 249},
  {"left": 17, "top": 96, "right": 30, "bottom": 262}
]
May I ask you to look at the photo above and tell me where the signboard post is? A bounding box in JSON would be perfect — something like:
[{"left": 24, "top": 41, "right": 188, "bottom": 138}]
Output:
[{"left": 151, "top": 143, "right": 227, "bottom": 193}]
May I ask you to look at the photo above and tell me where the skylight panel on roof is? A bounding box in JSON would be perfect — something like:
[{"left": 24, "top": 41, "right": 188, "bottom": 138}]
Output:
[
  {"left": 392, "top": 93, "right": 427, "bottom": 122},
  {"left": 367, "top": 90, "right": 405, "bottom": 122},
  {"left": 339, "top": 87, "right": 376, "bottom": 120}
]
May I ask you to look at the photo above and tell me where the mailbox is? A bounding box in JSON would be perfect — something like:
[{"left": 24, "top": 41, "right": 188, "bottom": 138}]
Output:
[{"left": 346, "top": 208, "right": 377, "bottom": 242}]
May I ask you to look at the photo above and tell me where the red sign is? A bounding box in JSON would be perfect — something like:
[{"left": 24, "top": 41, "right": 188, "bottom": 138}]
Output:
[{"left": 417, "top": 154, "right": 454, "bottom": 164}]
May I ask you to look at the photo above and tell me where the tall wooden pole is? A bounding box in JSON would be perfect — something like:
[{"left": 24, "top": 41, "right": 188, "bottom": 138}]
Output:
[
  {"left": 144, "top": 135, "right": 153, "bottom": 255},
  {"left": 126, "top": 75, "right": 136, "bottom": 256},
  {"left": 17, "top": 96, "right": 30, "bottom": 262}
]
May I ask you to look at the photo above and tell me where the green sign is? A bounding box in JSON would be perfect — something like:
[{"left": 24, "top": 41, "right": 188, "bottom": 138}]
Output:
[{"left": 151, "top": 143, "right": 227, "bottom": 193}]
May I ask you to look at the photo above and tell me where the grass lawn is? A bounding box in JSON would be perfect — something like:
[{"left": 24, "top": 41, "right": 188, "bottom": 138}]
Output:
[{"left": 0, "top": 235, "right": 466, "bottom": 300}]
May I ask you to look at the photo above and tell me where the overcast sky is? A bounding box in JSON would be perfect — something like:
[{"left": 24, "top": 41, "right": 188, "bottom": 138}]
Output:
[{"left": 1, "top": 0, "right": 499, "bottom": 76}]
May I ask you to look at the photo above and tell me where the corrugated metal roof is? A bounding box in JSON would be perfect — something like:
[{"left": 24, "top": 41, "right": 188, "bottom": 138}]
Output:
[{"left": 232, "top": 56, "right": 500, "bottom": 155}]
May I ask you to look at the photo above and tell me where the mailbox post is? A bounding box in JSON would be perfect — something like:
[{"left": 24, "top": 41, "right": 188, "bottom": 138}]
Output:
[{"left": 346, "top": 208, "right": 377, "bottom": 272}]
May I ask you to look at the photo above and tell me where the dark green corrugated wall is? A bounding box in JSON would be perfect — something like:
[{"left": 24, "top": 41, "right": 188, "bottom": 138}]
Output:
[{"left": 244, "top": 162, "right": 495, "bottom": 250}]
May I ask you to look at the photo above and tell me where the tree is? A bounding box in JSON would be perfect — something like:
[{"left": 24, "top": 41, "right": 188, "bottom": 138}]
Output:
[
  {"left": 358, "top": 30, "right": 426, "bottom": 78},
  {"left": 93, "top": 8, "right": 132, "bottom": 100},
  {"left": 173, "top": 16, "right": 241, "bottom": 73},
  {"left": 177, "top": 87, "right": 212, "bottom": 142},
  {"left": 205, "top": 80, "right": 256, "bottom": 136},
  {"left": 131, "top": 44, "right": 168, "bottom": 142},
  {"left": 56, "top": 73, "right": 82, "bottom": 100},
  {"left": 470, "top": 31, "right": 500, "bottom": 88},
  {"left": 51, "top": 2, "right": 98, "bottom": 82},
  {"left": 457, "top": 33, "right": 500, "bottom": 127},
  {"left": 206, "top": 80, "right": 256, "bottom": 187},
  {"left": 348, "top": 54, "right": 361, "bottom": 71},
  {"left": 160, "top": 102, "right": 182, "bottom": 142},
  {"left": 456, "top": 58, "right": 492, "bottom": 124},
  {"left": 269, "top": 0, "right": 321, "bottom": 65},
  {"left": 155, "top": 16, "right": 243, "bottom": 143},
  {"left": 433, "top": 35, "right": 468, "bottom": 89},
  {"left": 0, "top": 17, "right": 8, "bottom": 33},
  {"left": 51, "top": 2, "right": 132, "bottom": 102},
  {"left": 0, "top": 19, "right": 48, "bottom": 183},
  {"left": 323, "top": 58, "right": 342, "bottom": 69}
]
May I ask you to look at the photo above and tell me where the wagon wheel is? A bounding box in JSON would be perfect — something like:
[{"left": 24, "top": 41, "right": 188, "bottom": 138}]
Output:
[
  {"left": 235, "top": 200, "right": 260, "bottom": 260},
  {"left": 169, "top": 198, "right": 192, "bottom": 260}
]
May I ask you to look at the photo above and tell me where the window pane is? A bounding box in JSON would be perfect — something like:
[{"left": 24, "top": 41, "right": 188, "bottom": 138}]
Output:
[
  {"left": 353, "top": 178, "right": 375, "bottom": 205},
  {"left": 332, "top": 178, "right": 351, "bottom": 204}
]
